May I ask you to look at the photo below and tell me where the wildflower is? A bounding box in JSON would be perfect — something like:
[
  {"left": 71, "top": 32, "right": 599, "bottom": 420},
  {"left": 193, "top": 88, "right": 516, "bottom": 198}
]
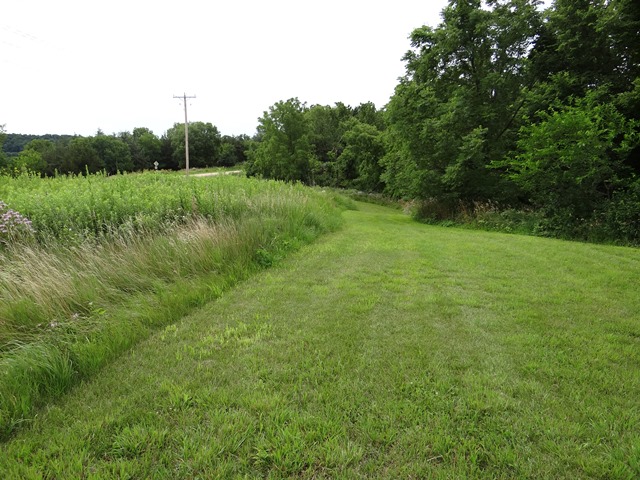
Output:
[{"left": 0, "top": 200, "right": 35, "bottom": 245}]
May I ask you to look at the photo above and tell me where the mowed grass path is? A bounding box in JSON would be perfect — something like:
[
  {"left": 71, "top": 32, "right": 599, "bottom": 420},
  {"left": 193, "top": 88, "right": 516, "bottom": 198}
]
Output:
[{"left": 2, "top": 203, "right": 639, "bottom": 479}]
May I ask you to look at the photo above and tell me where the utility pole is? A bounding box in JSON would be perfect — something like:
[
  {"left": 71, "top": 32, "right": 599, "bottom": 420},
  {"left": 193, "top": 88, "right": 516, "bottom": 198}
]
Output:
[{"left": 173, "top": 93, "right": 196, "bottom": 176}]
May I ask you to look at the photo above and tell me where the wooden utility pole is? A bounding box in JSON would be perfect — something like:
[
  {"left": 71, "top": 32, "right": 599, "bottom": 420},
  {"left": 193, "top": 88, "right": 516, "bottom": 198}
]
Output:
[{"left": 173, "top": 93, "right": 196, "bottom": 176}]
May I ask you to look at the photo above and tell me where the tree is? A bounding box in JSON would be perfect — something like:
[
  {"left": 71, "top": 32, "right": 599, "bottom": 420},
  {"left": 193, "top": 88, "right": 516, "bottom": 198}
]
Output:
[
  {"left": 353, "top": 102, "right": 386, "bottom": 130},
  {"left": 14, "top": 150, "right": 47, "bottom": 174},
  {"left": 384, "top": 0, "right": 542, "bottom": 203},
  {"left": 337, "top": 120, "right": 386, "bottom": 191},
  {"left": 119, "top": 128, "right": 162, "bottom": 171},
  {"left": 219, "top": 134, "right": 250, "bottom": 166},
  {"left": 18, "top": 138, "right": 56, "bottom": 174},
  {"left": 306, "top": 103, "right": 351, "bottom": 164},
  {"left": 498, "top": 90, "right": 639, "bottom": 225},
  {"left": 513, "top": 0, "right": 640, "bottom": 240},
  {"left": 23, "top": 139, "right": 55, "bottom": 155},
  {"left": 535, "top": 0, "right": 638, "bottom": 93},
  {"left": 91, "top": 134, "right": 133, "bottom": 174},
  {"left": 301, "top": 102, "right": 387, "bottom": 188},
  {"left": 52, "top": 138, "right": 103, "bottom": 175},
  {"left": 158, "top": 133, "right": 177, "bottom": 170},
  {"left": 526, "top": 0, "right": 640, "bottom": 118},
  {"left": 247, "top": 98, "right": 314, "bottom": 183},
  {"left": 167, "top": 122, "right": 222, "bottom": 169},
  {"left": 0, "top": 124, "right": 8, "bottom": 170}
]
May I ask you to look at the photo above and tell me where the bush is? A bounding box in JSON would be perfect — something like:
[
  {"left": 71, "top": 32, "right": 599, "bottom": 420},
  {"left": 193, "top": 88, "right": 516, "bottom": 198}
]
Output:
[
  {"left": 598, "top": 179, "right": 640, "bottom": 245},
  {"left": 412, "top": 198, "right": 544, "bottom": 236}
]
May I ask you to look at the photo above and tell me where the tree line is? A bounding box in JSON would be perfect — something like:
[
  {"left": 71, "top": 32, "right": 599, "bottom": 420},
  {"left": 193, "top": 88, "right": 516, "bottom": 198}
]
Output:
[
  {"left": 0, "top": 124, "right": 249, "bottom": 176},
  {"left": 2, "top": 133, "right": 78, "bottom": 155},
  {"left": 246, "top": 0, "right": 640, "bottom": 244},
  {"left": 2, "top": 0, "right": 639, "bottom": 244},
  {"left": 246, "top": 100, "right": 386, "bottom": 191}
]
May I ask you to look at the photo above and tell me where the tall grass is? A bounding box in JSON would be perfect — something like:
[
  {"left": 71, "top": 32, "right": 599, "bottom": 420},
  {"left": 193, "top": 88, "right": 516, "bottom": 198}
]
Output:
[
  {"left": 411, "top": 197, "right": 640, "bottom": 246},
  {"left": 412, "top": 198, "right": 547, "bottom": 236},
  {"left": 0, "top": 171, "right": 345, "bottom": 439},
  {"left": 0, "top": 171, "right": 331, "bottom": 242}
]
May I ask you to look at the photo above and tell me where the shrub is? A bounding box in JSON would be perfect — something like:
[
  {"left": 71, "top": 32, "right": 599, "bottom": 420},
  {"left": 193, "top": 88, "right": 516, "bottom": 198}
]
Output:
[{"left": 598, "top": 178, "right": 640, "bottom": 245}]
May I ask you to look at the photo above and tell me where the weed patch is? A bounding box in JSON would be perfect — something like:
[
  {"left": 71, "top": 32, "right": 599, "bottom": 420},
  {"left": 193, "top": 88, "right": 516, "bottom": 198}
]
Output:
[{"left": 0, "top": 172, "right": 344, "bottom": 438}]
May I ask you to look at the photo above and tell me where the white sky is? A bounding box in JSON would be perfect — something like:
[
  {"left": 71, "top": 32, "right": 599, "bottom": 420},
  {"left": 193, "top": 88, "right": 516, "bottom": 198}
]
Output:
[
  {"left": 1, "top": 0, "right": 449, "bottom": 137},
  {"left": 2, "top": 0, "right": 551, "bottom": 138}
]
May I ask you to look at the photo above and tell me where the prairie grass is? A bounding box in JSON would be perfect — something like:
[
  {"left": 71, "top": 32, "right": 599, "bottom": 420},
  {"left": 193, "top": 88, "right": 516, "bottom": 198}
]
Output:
[
  {"left": 0, "top": 171, "right": 344, "bottom": 438},
  {"left": 0, "top": 170, "right": 313, "bottom": 242}
]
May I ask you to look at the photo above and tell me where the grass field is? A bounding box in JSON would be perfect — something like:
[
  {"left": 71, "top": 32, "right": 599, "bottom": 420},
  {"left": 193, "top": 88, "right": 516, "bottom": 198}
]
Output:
[
  {"left": 1, "top": 202, "right": 638, "bottom": 478},
  {"left": 0, "top": 172, "right": 345, "bottom": 439}
]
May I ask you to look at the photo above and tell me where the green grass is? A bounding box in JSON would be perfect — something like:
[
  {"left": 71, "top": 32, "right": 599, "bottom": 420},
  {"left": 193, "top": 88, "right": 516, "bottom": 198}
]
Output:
[
  {"left": 0, "top": 172, "right": 345, "bottom": 438},
  {"left": 0, "top": 170, "right": 279, "bottom": 242},
  {"left": 1, "top": 203, "right": 639, "bottom": 478}
]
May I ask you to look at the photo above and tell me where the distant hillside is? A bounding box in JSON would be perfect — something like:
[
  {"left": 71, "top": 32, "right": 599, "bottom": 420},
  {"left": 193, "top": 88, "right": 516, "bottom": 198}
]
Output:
[{"left": 2, "top": 133, "right": 80, "bottom": 156}]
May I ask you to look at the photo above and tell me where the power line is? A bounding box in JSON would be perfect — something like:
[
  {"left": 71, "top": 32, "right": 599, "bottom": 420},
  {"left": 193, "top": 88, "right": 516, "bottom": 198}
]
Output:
[{"left": 173, "top": 93, "right": 196, "bottom": 176}]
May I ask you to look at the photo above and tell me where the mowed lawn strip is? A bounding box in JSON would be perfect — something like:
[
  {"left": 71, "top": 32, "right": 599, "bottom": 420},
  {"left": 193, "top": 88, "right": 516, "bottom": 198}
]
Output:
[{"left": 2, "top": 202, "right": 639, "bottom": 479}]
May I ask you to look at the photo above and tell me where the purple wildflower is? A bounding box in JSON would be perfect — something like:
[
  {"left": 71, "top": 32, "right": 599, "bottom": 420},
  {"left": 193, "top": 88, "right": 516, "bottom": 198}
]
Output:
[{"left": 0, "top": 200, "right": 35, "bottom": 245}]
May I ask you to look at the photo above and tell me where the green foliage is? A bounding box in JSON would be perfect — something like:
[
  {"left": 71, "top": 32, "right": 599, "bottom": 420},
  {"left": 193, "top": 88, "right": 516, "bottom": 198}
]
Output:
[
  {"left": 599, "top": 177, "right": 640, "bottom": 244},
  {"left": 498, "top": 90, "right": 639, "bottom": 235},
  {"left": 1, "top": 203, "right": 638, "bottom": 477},
  {"left": 40, "top": 143, "right": 71, "bottom": 176},
  {"left": 249, "top": 100, "right": 388, "bottom": 189},
  {"left": 247, "top": 98, "right": 314, "bottom": 183},
  {"left": 63, "top": 137, "right": 104, "bottom": 174},
  {"left": 412, "top": 198, "right": 544, "bottom": 236},
  {"left": 1, "top": 133, "right": 77, "bottom": 157},
  {"left": 13, "top": 150, "right": 46, "bottom": 175},
  {"left": 23, "top": 139, "right": 55, "bottom": 156},
  {"left": 306, "top": 102, "right": 352, "bottom": 167},
  {"left": 91, "top": 133, "right": 134, "bottom": 174},
  {"left": 530, "top": 0, "right": 640, "bottom": 97},
  {"left": 219, "top": 134, "right": 249, "bottom": 166},
  {"left": 379, "top": 133, "right": 420, "bottom": 200},
  {"left": 377, "top": 0, "right": 640, "bottom": 244},
  {"left": 0, "top": 171, "right": 344, "bottom": 438},
  {"left": 0, "top": 125, "right": 8, "bottom": 171},
  {"left": 167, "top": 121, "right": 222, "bottom": 169},
  {"left": 118, "top": 128, "right": 163, "bottom": 171},
  {"left": 337, "top": 120, "right": 385, "bottom": 191},
  {"left": 383, "top": 0, "right": 541, "bottom": 203}
]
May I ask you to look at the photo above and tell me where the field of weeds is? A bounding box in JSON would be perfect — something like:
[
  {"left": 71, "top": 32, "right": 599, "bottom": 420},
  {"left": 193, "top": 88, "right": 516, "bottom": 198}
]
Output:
[{"left": 0, "top": 171, "right": 345, "bottom": 438}]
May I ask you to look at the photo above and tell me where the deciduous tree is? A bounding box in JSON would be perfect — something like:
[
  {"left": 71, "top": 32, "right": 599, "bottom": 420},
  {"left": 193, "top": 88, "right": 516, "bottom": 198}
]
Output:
[
  {"left": 167, "top": 122, "right": 222, "bottom": 169},
  {"left": 247, "top": 98, "right": 314, "bottom": 183},
  {"left": 497, "top": 90, "right": 639, "bottom": 224},
  {"left": 384, "top": 0, "right": 542, "bottom": 203},
  {"left": 0, "top": 124, "right": 8, "bottom": 170},
  {"left": 337, "top": 120, "right": 386, "bottom": 191},
  {"left": 91, "top": 134, "right": 133, "bottom": 174}
]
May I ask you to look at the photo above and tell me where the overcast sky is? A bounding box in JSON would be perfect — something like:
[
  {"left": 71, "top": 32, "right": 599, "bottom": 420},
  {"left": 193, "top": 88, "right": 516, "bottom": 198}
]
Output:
[{"left": 1, "top": 0, "right": 454, "bottom": 137}]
